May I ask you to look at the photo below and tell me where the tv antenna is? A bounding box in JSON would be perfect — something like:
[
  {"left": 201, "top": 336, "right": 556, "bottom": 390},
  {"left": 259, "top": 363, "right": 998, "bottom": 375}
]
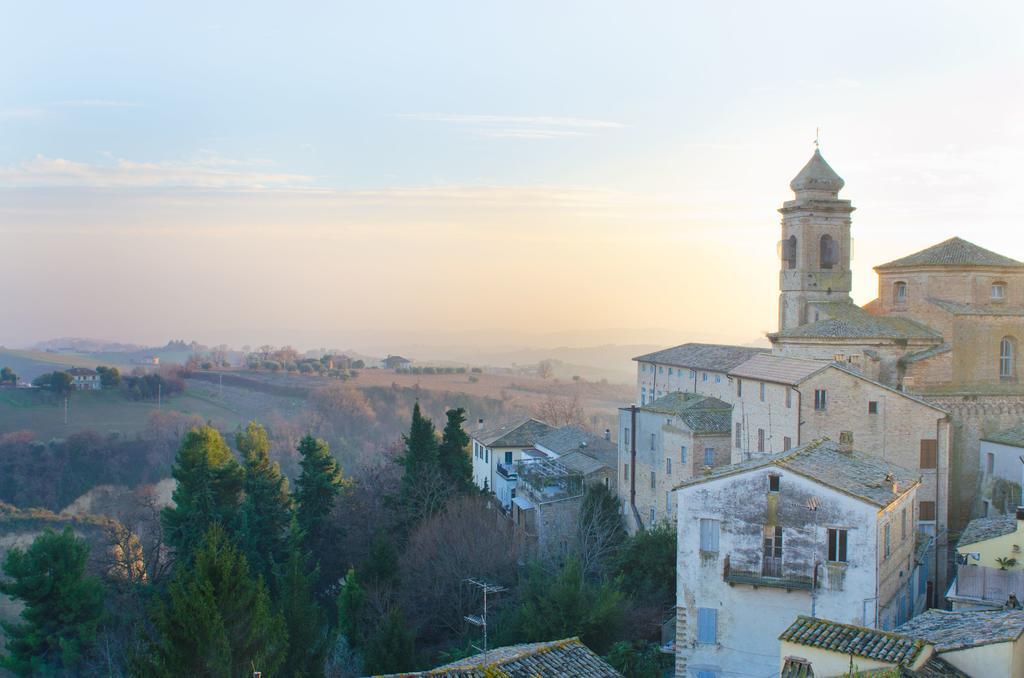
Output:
[{"left": 464, "top": 578, "right": 507, "bottom": 664}]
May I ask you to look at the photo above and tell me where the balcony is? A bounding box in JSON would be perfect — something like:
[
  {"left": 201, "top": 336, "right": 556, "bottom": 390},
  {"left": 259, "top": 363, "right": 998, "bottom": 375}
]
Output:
[
  {"left": 949, "top": 565, "right": 1024, "bottom": 608},
  {"left": 496, "top": 462, "right": 517, "bottom": 480},
  {"left": 723, "top": 554, "right": 814, "bottom": 592},
  {"left": 515, "top": 458, "right": 583, "bottom": 504}
]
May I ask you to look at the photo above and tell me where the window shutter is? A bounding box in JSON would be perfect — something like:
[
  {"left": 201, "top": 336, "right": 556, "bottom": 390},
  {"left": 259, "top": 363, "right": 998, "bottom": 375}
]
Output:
[
  {"left": 919, "top": 440, "right": 937, "bottom": 469},
  {"left": 700, "top": 518, "right": 720, "bottom": 553},
  {"left": 697, "top": 607, "right": 717, "bottom": 643}
]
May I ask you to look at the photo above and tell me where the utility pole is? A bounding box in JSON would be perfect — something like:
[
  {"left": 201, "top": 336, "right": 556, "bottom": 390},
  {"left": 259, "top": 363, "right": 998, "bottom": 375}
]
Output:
[
  {"left": 806, "top": 496, "right": 821, "bottom": 618},
  {"left": 464, "top": 579, "right": 506, "bottom": 665},
  {"left": 157, "top": 383, "right": 162, "bottom": 409},
  {"left": 219, "top": 372, "right": 223, "bottom": 398},
  {"left": 64, "top": 395, "right": 68, "bottom": 425}
]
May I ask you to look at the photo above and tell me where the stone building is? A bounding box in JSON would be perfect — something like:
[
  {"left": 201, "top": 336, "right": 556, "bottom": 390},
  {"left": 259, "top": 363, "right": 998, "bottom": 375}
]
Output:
[
  {"left": 616, "top": 392, "right": 732, "bottom": 533},
  {"left": 673, "top": 438, "right": 927, "bottom": 678},
  {"left": 633, "top": 343, "right": 767, "bottom": 405}
]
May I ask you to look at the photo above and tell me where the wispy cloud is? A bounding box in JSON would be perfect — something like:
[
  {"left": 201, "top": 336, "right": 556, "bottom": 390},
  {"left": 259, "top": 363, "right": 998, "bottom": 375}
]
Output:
[
  {"left": 0, "top": 107, "right": 50, "bottom": 121},
  {"left": 0, "top": 154, "right": 314, "bottom": 190},
  {"left": 398, "top": 113, "right": 625, "bottom": 139},
  {"left": 54, "top": 99, "right": 145, "bottom": 109}
]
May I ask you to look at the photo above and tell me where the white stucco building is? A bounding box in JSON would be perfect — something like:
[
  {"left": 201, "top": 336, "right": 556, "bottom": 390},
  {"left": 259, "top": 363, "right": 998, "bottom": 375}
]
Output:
[
  {"left": 979, "top": 425, "right": 1024, "bottom": 517},
  {"left": 673, "top": 437, "right": 926, "bottom": 678}
]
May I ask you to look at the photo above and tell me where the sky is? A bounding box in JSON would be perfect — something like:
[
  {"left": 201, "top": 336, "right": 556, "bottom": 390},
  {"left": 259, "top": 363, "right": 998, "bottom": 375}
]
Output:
[{"left": 1, "top": 1, "right": 1023, "bottom": 352}]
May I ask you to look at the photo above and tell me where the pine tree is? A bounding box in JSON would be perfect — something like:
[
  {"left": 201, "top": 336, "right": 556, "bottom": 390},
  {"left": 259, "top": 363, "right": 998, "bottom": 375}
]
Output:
[
  {"left": 0, "top": 527, "right": 104, "bottom": 675},
  {"left": 161, "top": 425, "right": 244, "bottom": 563},
  {"left": 277, "top": 545, "right": 331, "bottom": 677},
  {"left": 137, "top": 524, "right": 287, "bottom": 677},
  {"left": 336, "top": 568, "right": 366, "bottom": 646},
  {"left": 438, "top": 407, "right": 473, "bottom": 491},
  {"left": 293, "top": 435, "right": 344, "bottom": 548},
  {"left": 362, "top": 608, "right": 415, "bottom": 675},
  {"left": 400, "top": 402, "right": 439, "bottom": 491},
  {"left": 236, "top": 421, "right": 292, "bottom": 584}
]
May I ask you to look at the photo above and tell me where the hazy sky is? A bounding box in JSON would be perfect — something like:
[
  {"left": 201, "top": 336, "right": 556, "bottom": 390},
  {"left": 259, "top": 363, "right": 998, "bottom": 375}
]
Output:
[{"left": 2, "top": 1, "right": 1022, "bottom": 351}]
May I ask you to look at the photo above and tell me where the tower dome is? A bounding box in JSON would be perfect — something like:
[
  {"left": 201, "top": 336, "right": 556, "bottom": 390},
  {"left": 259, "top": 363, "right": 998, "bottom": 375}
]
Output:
[{"left": 789, "top": 148, "right": 844, "bottom": 196}]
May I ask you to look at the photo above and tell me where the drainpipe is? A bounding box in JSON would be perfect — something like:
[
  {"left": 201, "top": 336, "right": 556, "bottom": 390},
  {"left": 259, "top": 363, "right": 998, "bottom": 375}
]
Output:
[
  {"left": 933, "top": 416, "right": 946, "bottom": 607},
  {"left": 796, "top": 388, "right": 803, "bottom": 446},
  {"left": 630, "top": 405, "right": 643, "bottom": 531}
]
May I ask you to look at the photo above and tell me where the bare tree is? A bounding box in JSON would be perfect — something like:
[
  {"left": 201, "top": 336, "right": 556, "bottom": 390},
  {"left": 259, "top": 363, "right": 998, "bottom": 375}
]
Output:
[
  {"left": 574, "top": 483, "right": 627, "bottom": 581},
  {"left": 532, "top": 393, "right": 586, "bottom": 429}
]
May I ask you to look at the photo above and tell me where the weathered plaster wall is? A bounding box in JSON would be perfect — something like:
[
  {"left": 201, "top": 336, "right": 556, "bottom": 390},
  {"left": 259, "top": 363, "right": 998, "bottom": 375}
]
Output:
[
  {"left": 941, "top": 639, "right": 1018, "bottom": 678},
  {"left": 731, "top": 379, "right": 799, "bottom": 461},
  {"left": 636, "top": 362, "right": 732, "bottom": 405}
]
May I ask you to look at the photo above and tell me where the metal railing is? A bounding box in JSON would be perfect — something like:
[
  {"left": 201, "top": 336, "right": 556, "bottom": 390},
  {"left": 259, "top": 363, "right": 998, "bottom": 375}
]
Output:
[{"left": 954, "top": 565, "right": 1024, "bottom": 604}]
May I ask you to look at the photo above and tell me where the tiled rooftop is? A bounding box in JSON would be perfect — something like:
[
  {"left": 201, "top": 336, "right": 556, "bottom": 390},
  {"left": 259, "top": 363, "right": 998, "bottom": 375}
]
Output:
[
  {"left": 779, "top": 616, "right": 926, "bottom": 665},
  {"left": 639, "top": 392, "right": 732, "bottom": 434},
  {"left": 557, "top": 450, "right": 607, "bottom": 476},
  {"left": 982, "top": 423, "right": 1024, "bottom": 449},
  {"left": 927, "top": 297, "right": 1024, "bottom": 317},
  {"left": 473, "top": 418, "right": 556, "bottom": 448},
  {"left": 772, "top": 302, "right": 942, "bottom": 341},
  {"left": 378, "top": 637, "right": 622, "bottom": 677},
  {"left": 534, "top": 426, "right": 616, "bottom": 458},
  {"left": 780, "top": 655, "right": 815, "bottom": 678},
  {"left": 851, "top": 657, "right": 968, "bottom": 677},
  {"left": 676, "top": 438, "right": 920, "bottom": 508},
  {"left": 876, "top": 237, "right": 1024, "bottom": 270},
  {"left": 957, "top": 513, "right": 1019, "bottom": 548},
  {"left": 729, "top": 353, "right": 828, "bottom": 385},
  {"left": 899, "top": 344, "right": 952, "bottom": 365},
  {"left": 896, "top": 609, "right": 1024, "bottom": 651},
  {"left": 633, "top": 342, "right": 768, "bottom": 371}
]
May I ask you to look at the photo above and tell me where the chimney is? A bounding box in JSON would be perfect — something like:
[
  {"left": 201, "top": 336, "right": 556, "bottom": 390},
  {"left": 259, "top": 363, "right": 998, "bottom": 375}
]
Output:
[
  {"left": 603, "top": 428, "right": 611, "bottom": 441},
  {"left": 1016, "top": 506, "right": 1024, "bottom": 521},
  {"left": 838, "top": 431, "right": 854, "bottom": 454},
  {"left": 477, "top": 418, "right": 485, "bottom": 431}
]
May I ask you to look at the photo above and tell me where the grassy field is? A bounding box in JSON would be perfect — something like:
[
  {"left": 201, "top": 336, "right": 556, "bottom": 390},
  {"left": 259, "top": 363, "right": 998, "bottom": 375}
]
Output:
[
  {"left": 0, "top": 388, "right": 246, "bottom": 440},
  {"left": 0, "top": 348, "right": 131, "bottom": 383}
]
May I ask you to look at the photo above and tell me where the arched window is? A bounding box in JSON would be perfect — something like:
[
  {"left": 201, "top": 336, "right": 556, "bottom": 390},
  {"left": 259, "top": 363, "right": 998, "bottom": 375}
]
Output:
[
  {"left": 894, "top": 281, "right": 907, "bottom": 304},
  {"left": 784, "top": 235, "right": 797, "bottom": 270},
  {"left": 1000, "top": 337, "right": 1015, "bottom": 379},
  {"left": 992, "top": 282, "right": 1007, "bottom": 300},
  {"left": 819, "top": 234, "right": 837, "bottom": 269}
]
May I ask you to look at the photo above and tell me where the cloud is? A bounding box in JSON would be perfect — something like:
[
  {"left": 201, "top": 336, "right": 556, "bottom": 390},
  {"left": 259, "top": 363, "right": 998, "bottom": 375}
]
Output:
[
  {"left": 0, "top": 154, "right": 314, "bottom": 189},
  {"left": 54, "top": 99, "right": 145, "bottom": 109},
  {"left": 397, "top": 113, "right": 625, "bottom": 139},
  {"left": 0, "top": 107, "right": 49, "bottom": 120}
]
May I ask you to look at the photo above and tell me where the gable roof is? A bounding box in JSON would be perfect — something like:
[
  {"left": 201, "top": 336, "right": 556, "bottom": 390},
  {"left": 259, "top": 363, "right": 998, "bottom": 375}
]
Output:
[
  {"left": 957, "top": 513, "right": 1019, "bottom": 548},
  {"left": 473, "top": 418, "right": 555, "bottom": 448},
  {"left": 638, "top": 392, "right": 733, "bottom": 434},
  {"left": 876, "top": 237, "right": 1024, "bottom": 271},
  {"left": 557, "top": 450, "right": 608, "bottom": 476},
  {"left": 729, "top": 354, "right": 828, "bottom": 385},
  {"left": 780, "top": 656, "right": 815, "bottom": 678},
  {"left": 534, "top": 426, "right": 616, "bottom": 458},
  {"left": 676, "top": 438, "right": 920, "bottom": 508},
  {"left": 66, "top": 367, "right": 97, "bottom": 376},
  {"left": 771, "top": 302, "right": 942, "bottom": 341},
  {"left": 379, "top": 637, "right": 622, "bottom": 677},
  {"left": 982, "top": 423, "right": 1024, "bottom": 448},
  {"left": 633, "top": 343, "right": 768, "bottom": 371},
  {"left": 896, "top": 609, "right": 1024, "bottom": 652},
  {"left": 779, "top": 616, "right": 926, "bottom": 666}
]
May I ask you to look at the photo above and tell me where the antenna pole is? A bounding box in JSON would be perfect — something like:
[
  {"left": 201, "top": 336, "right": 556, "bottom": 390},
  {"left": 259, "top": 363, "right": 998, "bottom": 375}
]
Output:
[
  {"left": 64, "top": 396, "right": 68, "bottom": 425},
  {"left": 464, "top": 579, "right": 507, "bottom": 667}
]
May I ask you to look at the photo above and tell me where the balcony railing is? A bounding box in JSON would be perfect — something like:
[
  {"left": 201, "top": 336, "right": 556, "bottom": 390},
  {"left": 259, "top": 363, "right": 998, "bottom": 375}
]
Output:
[
  {"left": 722, "top": 554, "right": 814, "bottom": 592},
  {"left": 762, "top": 556, "right": 783, "bottom": 578},
  {"left": 953, "top": 565, "right": 1024, "bottom": 606}
]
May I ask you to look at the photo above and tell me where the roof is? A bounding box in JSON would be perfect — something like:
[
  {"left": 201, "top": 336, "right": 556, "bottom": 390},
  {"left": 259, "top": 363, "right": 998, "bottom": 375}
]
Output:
[
  {"left": 676, "top": 438, "right": 921, "bottom": 508},
  {"left": 779, "top": 616, "right": 926, "bottom": 665},
  {"left": 557, "top": 450, "right": 608, "bottom": 476},
  {"left": 926, "top": 297, "right": 1024, "bottom": 317},
  {"left": 729, "top": 354, "right": 828, "bottom": 385},
  {"left": 851, "top": 657, "right": 968, "bottom": 677},
  {"left": 790, "top": 149, "right": 845, "bottom": 194},
  {"left": 378, "top": 637, "right": 622, "bottom": 677},
  {"left": 66, "top": 367, "right": 97, "bottom": 376},
  {"left": 826, "top": 363, "right": 948, "bottom": 414},
  {"left": 638, "top": 392, "right": 733, "bottom": 435},
  {"left": 771, "top": 302, "right": 942, "bottom": 341},
  {"left": 633, "top": 342, "right": 768, "bottom": 371},
  {"left": 876, "top": 237, "right": 1024, "bottom": 271},
  {"left": 512, "top": 495, "right": 534, "bottom": 511},
  {"left": 473, "top": 418, "right": 556, "bottom": 448},
  {"left": 896, "top": 609, "right": 1024, "bottom": 652},
  {"left": 534, "top": 426, "right": 616, "bottom": 458},
  {"left": 982, "top": 423, "right": 1024, "bottom": 448},
  {"left": 957, "top": 513, "right": 1019, "bottom": 548},
  {"left": 780, "top": 656, "right": 814, "bottom": 678},
  {"left": 900, "top": 344, "right": 953, "bottom": 365}
]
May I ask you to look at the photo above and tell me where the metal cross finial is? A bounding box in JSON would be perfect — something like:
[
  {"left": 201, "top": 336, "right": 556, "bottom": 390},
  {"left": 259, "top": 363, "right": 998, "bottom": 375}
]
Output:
[{"left": 814, "top": 127, "right": 821, "bottom": 150}]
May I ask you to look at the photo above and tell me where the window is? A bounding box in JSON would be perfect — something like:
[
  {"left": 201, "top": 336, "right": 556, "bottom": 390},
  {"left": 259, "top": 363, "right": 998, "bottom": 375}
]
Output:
[
  {"left": 666, "top": 457, "right": 672, "bottom": 475},
  {"left": 737, "top": 378, "right": 743, "bottom": 397},
  {"left": 785, "top": 388, "right": 792, "bottom": 408},
  {"left": 702, "top": 372, "right": 708, "bottom": 382},
  {"left": 763, "top": 526, "right": 783, "bottom": 576},
  {"left": 715, "top": 374, "right": 721, "bottom": 384},
  {"left": 884, "top": 523, "right": 891, "bottom": 558},
  {"left": 768, "top": 474, "right": 780, "bottom": 492},
  {"left": 624, "top": 427, "right": 630, "bottom": 445},
  {"left": 704, "top": 447, "right": 714, "bottom": 466},
  {"left": 650, "top": 507, "right": 656, "bottom": 524},
  {"left": 757, "top": 428, "right": 765, "bottom": 453},
  {"left": 505, "top": 451, "right": 513, "bottom": 464},
  {"left": 783, "top": 436, "right": 792, "bottom": 450},
  {"left": 894, "top": 281, "right": 907, "bottom": 304},
  {"left": 868, "top": 401, "right": 878, "bottom": 414},
  {"left": 759, "top": 382, "right": 766, "bottom": 401},
  {"left": 983, "top": 499, "right": 991, "bottom": 516},
  {"left": 680, "top": 445, "right": 688, "bottom": 463},
  {"left": 919, "top": 500, "right": 936, "bottom": 521},
  {"left": 485, "top": 449, "right": 489, "bottom": 463},
  {"left": 814, "top": 389, "right": 827, "bottom": 411},
  {"left": 919, "top": 439, "right": 937, "bottom": 469},
  {"left": 658, "top": 366, "right": 663, "bottom": 374},
  {"left": 827, "top": 528, "right": 848, "bottom": 562},
  {"left": 986, "top": 452, "right": 995, "bottom": 475},
  {"left": 650, "top": 470, "right": 656, "bottom": 490},
  {"left": 993, "top": 282, "right": 1006, "bottom": 300},
  {"left": 665, "top": 491, "right": 671, "bottom": 512},
  {"left": 734, "top": 423, "right": 742, "bottom": 448},
  {"left": 820, "top": 234, "right": 837, "bottom": 269},
  {"left": 696, "top": 607, "right": 717, "bottom": 644},
  {"left": 1000, "top": 337, "right": 1015, "bottom": 378},
  {"left": 623, "top": 463, "right": 629, "bottom": 481},
  {"left": 784, "top": 234, "right": 797, "bottom": 270},
  {"left": 650, "top": 433, "right": 656, "bottom": 451},
  {"left": 668, "top": 367, "right": 673, "bottom": 376},
  {"left": 901, "top": 507, "right": 907, "bottom": 541},
  {"left": 699, "top": 518, "right": 720, "bottom": 553}
]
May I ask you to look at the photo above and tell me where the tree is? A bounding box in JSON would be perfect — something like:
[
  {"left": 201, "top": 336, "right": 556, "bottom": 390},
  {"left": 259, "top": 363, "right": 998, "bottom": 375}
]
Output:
[
  {"left": 437, "top": 407, "right": 473, "bottom": 491},
  {"left": 576, "top": 483, "right": 627, "bottom": 580},
  {"left": 33, "top": 371, "right": 73, "bottom": 396},
  {"left": 96, "top": 365, "right": 121, "bottom": 388},
  {"left": 137, "top": 525, "right": 287, "bottom": 677},
  {"left": 336, "top": 569, "right": 367, "bottom": 648},
  {"left": 293, "top": 435, "right": 345, "bottom": 556},
  {"left": 615, "top": 522, "right": 676, "bottom": 611},
  {"left": 236, "top": 421, "right": 292, "bottom": 584},
  {"left": 400, "top": 403, "right": 451, "bottom": 522},
  {"left": 278, "top": 546, "right": 331, "bottom": 677},
  {"left": 0, "top": 366, "right": 16, "bottom": 386},
  {"left": 537, "top": 359, "right": 555, "bottom": 379},
  {"left": 161, "top": 426, "right": 244, "bottom": 563},
  {"left": 605, "top": 640, "right": 668, "bottom": 678},
  {"left": 0, "top": 527, "right": 104, "bottom": 675},
  {"left": 362, "top": 608, "right": 415, "bottom": 675},
  {"left": 531, "top": 393, "right": 586, "bottom": 428}
]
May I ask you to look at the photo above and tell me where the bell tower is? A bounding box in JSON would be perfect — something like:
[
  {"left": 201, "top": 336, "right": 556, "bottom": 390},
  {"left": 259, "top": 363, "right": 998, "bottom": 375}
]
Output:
[{"left": 778, "top": 148, "right": 855, "bottom": 332}]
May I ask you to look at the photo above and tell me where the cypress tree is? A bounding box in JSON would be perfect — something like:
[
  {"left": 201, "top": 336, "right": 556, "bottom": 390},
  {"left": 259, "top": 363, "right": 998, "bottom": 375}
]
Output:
[
  {"left": 292, "top": 435, "right": 344, "bottom": 557},
  {"left": 161, "top": 425, "right": 244, "bottom": 563},
  {"left": 137, "top": 524, "right": 287, "bottom": 677},
  {"left": 336, "top": 568, "right": 366, "bottom": 647},
  {"left": 400, "top": 402, "right": 438, "bottom": 491},
  {"left": 362, "top": 608, "right": 415, "bottom": 675},
  {"left": 438, "top": 407, "right": 473, "bottom": 491},
  {"left": 0, "top": 527, "right": 104, "bottom": 675},
  {"left": 236, "top": 421, "right": 292, "bottom": 584},
  {"left": 277, "top": 545, "right": 331, "bottom": 677}
]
